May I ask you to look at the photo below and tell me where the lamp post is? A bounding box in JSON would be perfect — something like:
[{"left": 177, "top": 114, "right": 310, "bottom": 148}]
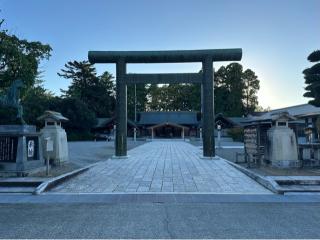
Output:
[{"left": 217, "top": 124, "right": 221, "bottom": 148}]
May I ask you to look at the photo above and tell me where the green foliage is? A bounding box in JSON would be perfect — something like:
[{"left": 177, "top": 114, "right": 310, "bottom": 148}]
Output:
[
  {"left": 59, "top": 61, "right": 116, "bottom": 117},
  {"left": 308, "top": 63, "right": 320, "bottom": 74},
  {"left": 304, "top": 74, "right": 320, "bottom": 84},
  {"left": 242, "top": 69, "right": 260, "bottom": 115},
  {"left": 308, "top": 50, "right": 320, "bottom": 62},
  {"left": 127, "top": 84, "right": 148, "bottom": 120},
  {"left": 215, "top": 63, "right": 244, "bottom": 116},
  {"left": 22, "top": 85, "right": 54, "bottom": 125},
  {"left": 147, "top": 83, "right": 200, "bottom": 111},
  {"left": 0, "top": 19, "right": 51, "bottom": 92},
  {"left": 0, "top": 17, "right": 51, "bottom": 124},
  {"left": 48, "top": 97, "right": 97, "bottom": 140},
  {"left": 215, "top": 63, "right": 260, "bottom": 116},
  {"left": 0, "top": 106, "right": 18, "bottom": 124},
  {"left": 303, "top": 50, "right": 320, "bottom": 107},
  {"left": 227, "top": 127, "right": 244, "bottom": 141},
  {"left": 142, "top": 63, "right": 259, "bottom": 117},
  {"left": 67, "top": 132, "right": 95, "bottom": 141}
]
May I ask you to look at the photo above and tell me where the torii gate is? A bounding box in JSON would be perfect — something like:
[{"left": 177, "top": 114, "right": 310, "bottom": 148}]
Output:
[{"left": 88, "top": 49, "right": 242, "bottom": 158}]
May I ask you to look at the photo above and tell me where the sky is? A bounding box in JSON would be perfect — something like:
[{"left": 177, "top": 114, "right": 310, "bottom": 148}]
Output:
[{"left": 0, "top": 0, "right": 319, "bottom": 110}]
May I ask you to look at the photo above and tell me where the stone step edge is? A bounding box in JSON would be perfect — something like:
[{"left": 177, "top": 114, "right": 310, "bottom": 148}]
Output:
[
  {"left": 222, "top": 159, "right": 282, "bottom": 194},
  {"left": 33, "top": 162, "right": 100, "bottom": 195},
  {"left": 225, "top": 159, "right": 320, "bottom": 194}
]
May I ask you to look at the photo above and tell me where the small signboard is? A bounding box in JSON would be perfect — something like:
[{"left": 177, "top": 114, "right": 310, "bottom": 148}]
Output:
[
  {"left": 244, "top": 127, "right": 258, "bottom": 155},
  {"left": 46, "top": 139, "right": 54, "bottom": 152}
]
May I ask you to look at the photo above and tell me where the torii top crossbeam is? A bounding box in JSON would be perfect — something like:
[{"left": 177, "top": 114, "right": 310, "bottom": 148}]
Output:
[{"left": 88, "top": 48, "right": 242, "bottom": 63}]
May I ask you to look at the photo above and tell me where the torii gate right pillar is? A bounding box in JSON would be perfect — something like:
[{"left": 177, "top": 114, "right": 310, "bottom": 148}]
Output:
[{"left": 202, "top": 57, "right": 215, "bottom": 157}]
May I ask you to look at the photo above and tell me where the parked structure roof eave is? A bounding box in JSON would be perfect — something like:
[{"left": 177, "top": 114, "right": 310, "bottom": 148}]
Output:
[{"left": 147, "top": 122, "right": 190, "bottom": 130}]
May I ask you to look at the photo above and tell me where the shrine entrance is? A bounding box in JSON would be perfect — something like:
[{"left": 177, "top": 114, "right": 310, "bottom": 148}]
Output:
[
  {"left": 148, "top": 122, "right": 188, "bottom": 139},
  {"left": 88, "top": 49, "right": 242, "bottom": 157}
]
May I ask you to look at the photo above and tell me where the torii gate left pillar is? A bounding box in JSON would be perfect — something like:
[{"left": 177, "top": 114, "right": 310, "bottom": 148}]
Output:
[{"left": 115, "top": 58, "right": 127, "bottom": 157}]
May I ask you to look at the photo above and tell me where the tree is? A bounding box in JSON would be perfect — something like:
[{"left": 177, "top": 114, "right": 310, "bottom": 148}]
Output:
[
  {"left": 48, "top": 97, "right": 97, "bottom": 140},
  {"left": 147, "top": 84, "right": 163, "bottom": 111},
  {"left": 22, "top": 83, "right": 54, "bottom": 125},
  {"left": 58, "top": 61, "right": 116, "bottom": 117},
  {"left": 96, "top": 71, "right": 116, "bottom": 117},
  {"left": 0, "top": 17, "right": 51, "bottom": 124},
  {"left": 130, "top": 63, "right": 259, "bottom": 117},
  {"left": 215, "top": 63, "right": 245, "bottom": 116},
  {"left": 214, "top": 63, "right": 260, "bottom": 116},
  {"left": 127, "top": 84, "right": 148, "bottom": 120},
  {"left": 146, "top": 83, "right": 200, "bottom": 112},
  {"left": 242, "top": 69, "right": 260, "bottom": 115},
  {"left": 303, "top": 50, "right": 320, "bottom": 107},
  {"left": 0, "top": 18, "right": 51, "bottom": 92}
]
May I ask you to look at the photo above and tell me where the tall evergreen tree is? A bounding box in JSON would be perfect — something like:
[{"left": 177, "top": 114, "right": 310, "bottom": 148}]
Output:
[
  {"left": 303, "top": 50, "right": 320, "bottom": 107},
  {"left": 215, "top": 63, "right": 245, "bottom": 116},
  {"left": 58, "top": 61, "right": 115, "bottom": 117},
  {"left": 242, "top": 69, "right": 260, "bottom": 115},
  {"left": 215, "top": 63, "right": 260, "bottom": 116}
]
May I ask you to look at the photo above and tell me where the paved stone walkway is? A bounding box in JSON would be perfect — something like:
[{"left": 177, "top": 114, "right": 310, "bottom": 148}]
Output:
[{"left": 51, "top": 141, "right": 271, "bottom": 193}]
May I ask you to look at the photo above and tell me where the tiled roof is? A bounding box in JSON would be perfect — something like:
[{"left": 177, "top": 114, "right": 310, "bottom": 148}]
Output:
[
  {"left": 248, "top": 104, "right": 320, "bottom": 122},
  {"left": 94, "top": 117, "right": 136, "bottom": 128}
]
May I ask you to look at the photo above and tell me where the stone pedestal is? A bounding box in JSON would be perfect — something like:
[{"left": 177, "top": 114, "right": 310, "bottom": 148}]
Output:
[
  {"left": 265, "top": 126, "right": 299, "bottom": 168},
  {"left": 0, "top": 125, "right": 44, "bottom": 175},
  {"left": 40, "top": 124, "right": 68, "bottom": 164}
]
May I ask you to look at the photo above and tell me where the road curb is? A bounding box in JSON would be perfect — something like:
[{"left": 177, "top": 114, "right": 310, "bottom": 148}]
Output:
[
  {"left": 224, "top": 159, "right": 283, "bottom": 194},
  {"left": 33, "top": 162, "right": 99, "bottom": 195}
]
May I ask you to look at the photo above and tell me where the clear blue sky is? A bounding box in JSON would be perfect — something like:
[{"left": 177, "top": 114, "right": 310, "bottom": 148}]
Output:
[{"left": 0, "top": 0, "right": 319, "bottom": 109}]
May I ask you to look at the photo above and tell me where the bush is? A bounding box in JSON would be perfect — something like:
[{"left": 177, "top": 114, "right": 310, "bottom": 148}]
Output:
[
  {"left": 48, "top": 97, "right": 97, "bottom": 140},
  {"left": 227, "top": 127, "right": 244, "bottom": 142},
  {"left": 0, "top": 106, "right": 19, "bottom": 124},
  {"left": 67, "top": 132, "right": 95, "bottom": 141}
]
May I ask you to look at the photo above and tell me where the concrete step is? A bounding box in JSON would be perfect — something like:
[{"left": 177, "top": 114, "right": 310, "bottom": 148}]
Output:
[
  {"left": 0, "top": 177, "right": 45, "bottom": 187},
  {"left": 0, "top": 177, "right": 46, "bottom": 193},
  {"left": 0, "top": 187, "right": 35, "bottom": 193}
]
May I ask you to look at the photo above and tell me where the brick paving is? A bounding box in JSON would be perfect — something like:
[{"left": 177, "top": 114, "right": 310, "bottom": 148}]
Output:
[{"left": 51, "top": 141, "right": 272, "bottom": 194}]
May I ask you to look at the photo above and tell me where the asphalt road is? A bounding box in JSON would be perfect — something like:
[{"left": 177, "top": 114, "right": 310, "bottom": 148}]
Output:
[{"left": 0, "top": 194, "right": 320, "bottom": 239}]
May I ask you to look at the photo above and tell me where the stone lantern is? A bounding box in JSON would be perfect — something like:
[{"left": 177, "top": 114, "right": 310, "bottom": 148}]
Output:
[
  {"left": 265, "top": 112, "right": 299, "bottom": 168},
  {"left": 37, "top": 111, "right": 69, "bottom": 164}
]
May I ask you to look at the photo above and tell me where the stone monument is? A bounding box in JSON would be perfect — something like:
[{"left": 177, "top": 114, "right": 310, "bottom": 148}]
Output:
[
  {"left": 38, "top": 111, "right": 69, "bottom": 164},
  {"left": 0, "top": 80, "right": 44, "bottom": 176},
  {"left": 0, "top": 79, "right": 25, "bottom": 124},
  {"left": 265, "top": 112, "right": 299, "bottom": 168}
]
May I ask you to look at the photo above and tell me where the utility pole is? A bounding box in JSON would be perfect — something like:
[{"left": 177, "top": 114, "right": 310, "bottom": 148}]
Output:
[{"left": 134, "top": 84, "right": 137, "bottom": 123}]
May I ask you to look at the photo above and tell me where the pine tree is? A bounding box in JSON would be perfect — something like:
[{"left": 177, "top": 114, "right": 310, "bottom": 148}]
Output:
[
  {"left": 58, "top": 61, "right": 116, "bottom": 117},
  {"left": 303, "top": 50, "right": 320, "bottom": 107},
  {"left": 242, "top": 69, "right": 260, "bottom": 115}
]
